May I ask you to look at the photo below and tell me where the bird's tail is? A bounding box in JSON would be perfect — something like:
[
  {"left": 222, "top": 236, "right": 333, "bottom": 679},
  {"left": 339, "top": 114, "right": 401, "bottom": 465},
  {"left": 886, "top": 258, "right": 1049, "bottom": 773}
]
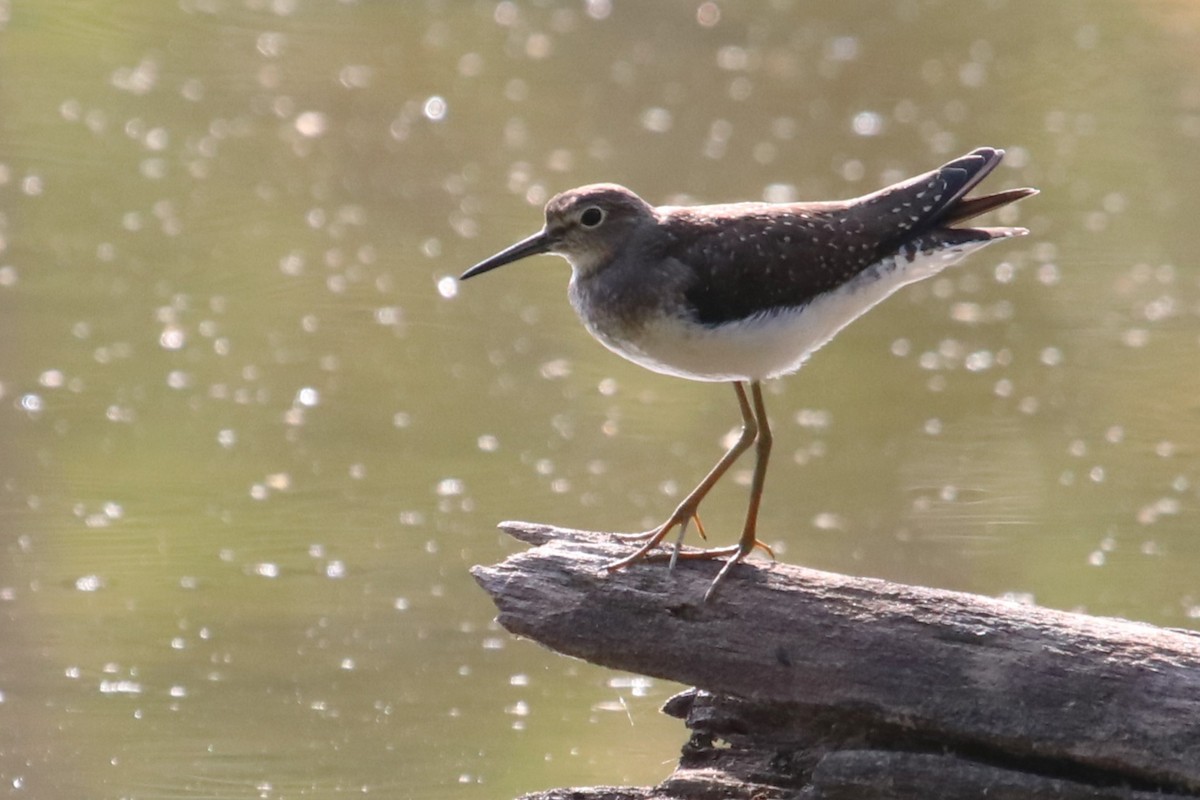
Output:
[
  {"left": 943, "top": 186, "right": 1038, "bottom": 227},
  {"left": 933, "top": 147, "right": 1037, "bottom": 228}
]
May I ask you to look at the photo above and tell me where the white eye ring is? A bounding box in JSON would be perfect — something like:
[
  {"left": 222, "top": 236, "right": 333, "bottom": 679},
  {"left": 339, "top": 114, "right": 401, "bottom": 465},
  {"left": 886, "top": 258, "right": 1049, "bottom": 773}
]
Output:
[{"left": 579, "top": 206, "right": 605, "bottom": 227}]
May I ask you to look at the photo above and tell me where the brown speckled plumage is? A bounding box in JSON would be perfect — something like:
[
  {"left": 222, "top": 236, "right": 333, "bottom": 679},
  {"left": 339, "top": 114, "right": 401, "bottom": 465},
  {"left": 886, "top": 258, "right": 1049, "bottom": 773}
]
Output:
[{"left": 460, "top": 147, "right": 1036, "bottom": 599}]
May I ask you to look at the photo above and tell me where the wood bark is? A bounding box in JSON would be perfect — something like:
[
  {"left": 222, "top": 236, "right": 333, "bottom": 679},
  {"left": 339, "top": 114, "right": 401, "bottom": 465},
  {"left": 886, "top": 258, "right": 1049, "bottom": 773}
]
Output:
[{"left": 472, "top": 521, "right": 1200, "bottom": 800}]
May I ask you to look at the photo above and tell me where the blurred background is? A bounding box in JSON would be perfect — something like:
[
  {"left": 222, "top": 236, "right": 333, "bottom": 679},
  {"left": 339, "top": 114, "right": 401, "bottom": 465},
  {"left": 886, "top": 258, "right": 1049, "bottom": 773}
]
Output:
[{"left": 1, "top": 1, "right": 1198, "bottom": 797}]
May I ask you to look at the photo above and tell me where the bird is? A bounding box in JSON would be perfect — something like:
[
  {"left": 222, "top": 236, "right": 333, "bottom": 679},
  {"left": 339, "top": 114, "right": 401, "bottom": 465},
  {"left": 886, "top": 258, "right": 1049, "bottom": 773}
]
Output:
[{"left": 461, "top": 147, "right": 1036, "bottom": 600}]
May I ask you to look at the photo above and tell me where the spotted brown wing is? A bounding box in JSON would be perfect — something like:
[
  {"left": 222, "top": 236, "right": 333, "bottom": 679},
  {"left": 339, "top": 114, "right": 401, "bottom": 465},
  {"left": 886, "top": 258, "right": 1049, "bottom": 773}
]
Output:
[{"left": 666, "top": 148, "right": 1031, "bottom": 326}]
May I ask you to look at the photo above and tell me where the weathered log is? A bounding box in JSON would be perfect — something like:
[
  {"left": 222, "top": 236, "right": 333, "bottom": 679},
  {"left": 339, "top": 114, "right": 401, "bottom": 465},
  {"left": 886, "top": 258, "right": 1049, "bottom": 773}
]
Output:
[{"left": 472, "top": 522, "right": 1200, "bottom": 800}]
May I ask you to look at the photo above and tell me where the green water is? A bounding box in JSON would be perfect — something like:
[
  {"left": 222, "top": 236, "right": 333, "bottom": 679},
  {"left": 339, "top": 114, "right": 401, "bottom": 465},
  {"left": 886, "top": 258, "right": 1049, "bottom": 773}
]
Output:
[{"left": 1, "top": 1, "right": 1198, "bottom": 797}]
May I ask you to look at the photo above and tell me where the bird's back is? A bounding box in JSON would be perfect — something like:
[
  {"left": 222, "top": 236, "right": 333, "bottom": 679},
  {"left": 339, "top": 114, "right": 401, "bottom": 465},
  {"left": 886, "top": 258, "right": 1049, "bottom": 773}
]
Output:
[{"left": 653, "top": 147, "right": 1033, "bottom": 326}]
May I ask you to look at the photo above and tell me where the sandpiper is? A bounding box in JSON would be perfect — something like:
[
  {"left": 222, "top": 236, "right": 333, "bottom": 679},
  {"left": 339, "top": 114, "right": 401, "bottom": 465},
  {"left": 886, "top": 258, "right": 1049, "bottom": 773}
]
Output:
[{"left": 462, "top": 147, "right": 1036, "bottom": 600}]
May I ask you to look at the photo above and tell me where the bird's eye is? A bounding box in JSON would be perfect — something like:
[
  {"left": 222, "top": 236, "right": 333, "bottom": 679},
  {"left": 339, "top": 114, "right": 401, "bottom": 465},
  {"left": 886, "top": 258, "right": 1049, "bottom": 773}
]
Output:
[{"left": 580, "top": 207, "right": 605, "bottom": 227}]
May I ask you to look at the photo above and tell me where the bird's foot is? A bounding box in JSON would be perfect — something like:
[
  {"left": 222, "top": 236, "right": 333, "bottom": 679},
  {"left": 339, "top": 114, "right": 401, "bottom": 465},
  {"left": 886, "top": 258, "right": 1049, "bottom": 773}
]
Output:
[
  {"left": 654, "top": 536, "right": 772, "bottom": 602},
  {"left": 611, "top": 513, "right": 707, "bottom": 543},
  {"left": 606, "top": 519, "right": 773, "bottom": 601},
  {"left": 605, "top": 507, "right": 707, "bottom": 572}
]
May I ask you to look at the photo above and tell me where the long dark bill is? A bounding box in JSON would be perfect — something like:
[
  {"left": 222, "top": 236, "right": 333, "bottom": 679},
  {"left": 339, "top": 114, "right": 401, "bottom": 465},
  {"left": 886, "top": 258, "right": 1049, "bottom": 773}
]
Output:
[{"left": 460, "top": 230, "right": 553, "bottom": 280}]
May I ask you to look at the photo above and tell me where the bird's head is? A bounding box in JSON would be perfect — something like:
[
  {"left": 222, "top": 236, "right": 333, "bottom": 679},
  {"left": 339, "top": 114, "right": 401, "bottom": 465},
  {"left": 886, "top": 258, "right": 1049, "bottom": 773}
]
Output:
[{"left": 461, "top": 184, "right": 655, "bottom": 281}]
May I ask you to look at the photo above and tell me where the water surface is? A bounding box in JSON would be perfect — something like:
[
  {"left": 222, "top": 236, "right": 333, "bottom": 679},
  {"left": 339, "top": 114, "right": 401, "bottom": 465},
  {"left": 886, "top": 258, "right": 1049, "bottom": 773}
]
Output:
[{"left": 2, "top": 2, "right": 1199, "bottom": 797}]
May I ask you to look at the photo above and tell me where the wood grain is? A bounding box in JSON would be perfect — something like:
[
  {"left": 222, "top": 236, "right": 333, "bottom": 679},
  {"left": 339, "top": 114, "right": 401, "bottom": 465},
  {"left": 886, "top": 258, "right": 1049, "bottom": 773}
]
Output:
[{"left": 475, "top": 522, "right": 1200, "bottom": 799}]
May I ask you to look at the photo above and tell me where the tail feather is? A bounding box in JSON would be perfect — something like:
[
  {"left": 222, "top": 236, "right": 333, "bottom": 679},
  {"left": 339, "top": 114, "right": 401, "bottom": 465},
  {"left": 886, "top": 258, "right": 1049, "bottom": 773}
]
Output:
[
  {"left": 944, "top": 187, "right": 1039, "bottom": 226},
  {"left": 855, "top": 147, "right": 1035, "bottom": 243},
  {"left": 935, "top": 147, "right": 1005, "bottom": 211}
]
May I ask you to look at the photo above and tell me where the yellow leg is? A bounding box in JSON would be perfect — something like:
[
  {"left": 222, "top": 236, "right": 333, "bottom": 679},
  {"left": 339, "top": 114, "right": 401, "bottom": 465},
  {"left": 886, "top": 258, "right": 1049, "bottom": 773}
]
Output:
[
  {"left": 605, "top": 382, "right": 757, "bottom": 571},
  {"left": 606, "top": 381, "right": 775, "bottom": 601},
  {"left": 703, "top": 380, "right": 773, "bottom": 601}
]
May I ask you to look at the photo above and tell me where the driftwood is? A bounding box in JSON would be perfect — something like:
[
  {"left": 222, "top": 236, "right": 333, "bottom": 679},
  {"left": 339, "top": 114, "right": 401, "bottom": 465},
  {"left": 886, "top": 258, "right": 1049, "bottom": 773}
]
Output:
[{"left": 472, "top": 522, "right": 1200, "bottom": 800}]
